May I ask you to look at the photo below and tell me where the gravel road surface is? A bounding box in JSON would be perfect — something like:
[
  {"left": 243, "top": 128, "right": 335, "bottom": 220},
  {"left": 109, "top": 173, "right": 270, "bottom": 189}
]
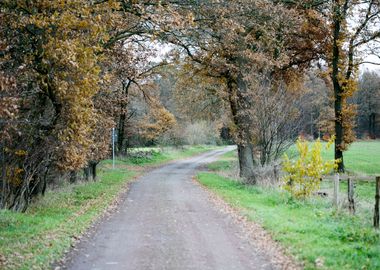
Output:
[{"left": 64, "top": 147, "right": 276, "bottom": 270}]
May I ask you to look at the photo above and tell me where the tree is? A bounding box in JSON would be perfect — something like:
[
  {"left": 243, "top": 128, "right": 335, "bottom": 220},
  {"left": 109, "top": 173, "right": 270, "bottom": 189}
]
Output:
[
  {"left": 246, "top": 73, "right": 305, "bottom": 166},
  {"left": 106, "top": 40, "right": 170, "bottom": 154},
  {"left": 159, "top": 0, "right": 327, "bottom": 181},
  {"left": 139, "top": 101, "right": 176, "bottom": 143},
  {"left": 327, "top": 0, "right": 380, "bottom": 171},
  {"left": 280, "top": 0, "right": 380, "bottom": 171},
  {"left": 0, "top": 0, "right": 121, "bottom": 211},
  {"left": 356, "top": 71, "right": 380, "bottom": 138},
  {"left": 301, "top": 70, "right": 335, "bottom": 139},
  {"left": 0, "top": 0, "right": 185, "bottom": 210}
]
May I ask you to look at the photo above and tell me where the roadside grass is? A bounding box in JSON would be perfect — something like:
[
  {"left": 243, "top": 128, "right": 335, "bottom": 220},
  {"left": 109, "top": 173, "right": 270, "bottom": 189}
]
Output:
[
  {"left": 0, "top": 168, "right": 135, "bottom": 270},
  {"left": 286, "top": 140, "right": 380, "bottom": 175},
  {"left": 207, "top": 150, "right": 237, "bottom": 172},
  {"left": 0, "top": 145, "right": 219, "bottom": 270},
  {"left": 197, "top": 145, "right": 380, "bottom": 270}
]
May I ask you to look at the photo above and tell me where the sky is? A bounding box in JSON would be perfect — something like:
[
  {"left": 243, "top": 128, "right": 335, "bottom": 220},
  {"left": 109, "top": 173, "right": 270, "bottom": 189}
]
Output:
[{"left": 361, "top": 54, "right": 380, "bottom": 73}]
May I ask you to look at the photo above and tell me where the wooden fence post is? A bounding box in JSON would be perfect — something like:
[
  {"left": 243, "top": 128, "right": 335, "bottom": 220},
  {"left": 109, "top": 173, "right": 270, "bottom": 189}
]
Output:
[
  {"left": 347, "top": 178, "right": 355, "bottom": 215},
  {"left": 374, "top": 176, "right": 380, "bottom": 228},
  {"left": 333, "top": 173, "right": 339, "bottom": 208}
]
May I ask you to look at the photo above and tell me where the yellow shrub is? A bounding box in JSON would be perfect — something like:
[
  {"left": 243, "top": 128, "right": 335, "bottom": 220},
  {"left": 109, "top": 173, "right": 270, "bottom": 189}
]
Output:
[{"left": 282, "top": 137, "right": 337, "bottom": 198}]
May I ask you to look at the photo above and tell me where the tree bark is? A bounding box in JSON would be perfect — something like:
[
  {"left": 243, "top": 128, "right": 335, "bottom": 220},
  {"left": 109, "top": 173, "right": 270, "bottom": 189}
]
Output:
[
  {"left": 69, "top": 171, "right": 78, "bottom": 183},
  {"left": 117, "top": 112, "right": 126, "bottom": 155},
  {"left": 331, "top": 1, "right": 345, "bottom": 172},
  {"left": 31, "top": 166, "right": 49, "bottom": 196},
  {"left": 237, "top": 143, "right": 255, "bottom": 181},
  {"left": 89, "top": 161, "right": 97, "bottom": 181},
  {"left": 226, "top": 73, "right": 256, "bottom": 181},
  {"left": 83, "top": 166, "right": 90, "bottom": 181},
  {"left": 0, "top": 143, "right": 6, "bottom": 208},
  {"left": 116, "top": 79, "right": 131, "bottom": 155},
  {"left": 369, "top": 113, "right": 375, "bottom": 138}
]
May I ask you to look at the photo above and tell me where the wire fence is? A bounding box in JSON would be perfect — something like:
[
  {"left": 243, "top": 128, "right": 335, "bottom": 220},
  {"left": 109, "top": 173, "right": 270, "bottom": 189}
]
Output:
[{"left": 320, "top": 175, "right": 380, "bottom": 228}]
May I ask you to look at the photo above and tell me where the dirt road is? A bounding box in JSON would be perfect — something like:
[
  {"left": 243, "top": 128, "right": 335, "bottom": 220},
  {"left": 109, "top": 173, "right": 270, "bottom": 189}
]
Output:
[{"left": 64, "top": 147, "right": 275, "bottom": 270}]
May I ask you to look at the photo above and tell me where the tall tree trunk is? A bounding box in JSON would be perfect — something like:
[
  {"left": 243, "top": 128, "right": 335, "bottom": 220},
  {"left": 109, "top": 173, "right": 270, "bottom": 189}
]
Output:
[
  {"left": 116, "top": 79, "right": 131, "bottom": 155},
  {"left": 226, "top": 73, "right": 256, "bottom": 181},
  {"left": 117, "top": 112, "right": 126, "bottom": 155},
  {"left": 369, "top": 113, "right": 375, "bottom": 138},
  {"left": 332, "top": 2, "right": 345, "bottom": 172}
]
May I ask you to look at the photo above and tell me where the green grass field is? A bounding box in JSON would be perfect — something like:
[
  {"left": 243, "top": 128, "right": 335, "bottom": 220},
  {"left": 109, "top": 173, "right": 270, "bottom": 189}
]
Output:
[
  {"left": 0, "top": 145, "right": 219, "bottom": 270},
  {"left": 286, "top": 140, "right": 380, "bottom": 175},
  {"left": 197, "top": 141, "right": 380, "bottom": 270}
]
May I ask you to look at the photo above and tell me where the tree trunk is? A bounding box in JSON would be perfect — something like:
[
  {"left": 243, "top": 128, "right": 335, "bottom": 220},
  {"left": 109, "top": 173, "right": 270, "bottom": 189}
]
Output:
[
  {"left": 332, "top": 2, "right": 345, "bottom": 172},
  {"left": 0, "top": 143, "right": 6, "bottom": 208},
  {"left": 69, "top": 171, "right": 78, "bottom": 183},
  {"left": 31, "top": 165, "right": 49, "bottom": 196},
  {"left": 369, "top": 113, "right": 375, "bottom": 139},
  {"left": 89, "top": 161, "right": 97, "bottom": 181},
  {"left": 117, "top": 112, "right": 126, "bottom": 155},
  {"left": 41, "top": 171, "right": 48, "bottom": 196},
  {"left": 237, "top": 143, "right": 256, "bottom": 182},
  {"left": 334, "top": 94, "right": 344, "bottom": 172},
  {"left": 83, "top": 166, "right": 90, "bottom": 181},
  {"left": 116, "top": 79, "right": 132, "bottom": 155},
  {"left": 226, "top": 73, "right": 256, "bottom": 181}
]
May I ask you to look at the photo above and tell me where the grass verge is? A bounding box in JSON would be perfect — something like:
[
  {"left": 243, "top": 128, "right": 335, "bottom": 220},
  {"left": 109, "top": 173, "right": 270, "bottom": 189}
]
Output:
[
  {"left": 197, "top": 150, "right": 380, "bottom": 270},
  {"left": 0, "top": 145, "right": 219, "bottom": 270}
]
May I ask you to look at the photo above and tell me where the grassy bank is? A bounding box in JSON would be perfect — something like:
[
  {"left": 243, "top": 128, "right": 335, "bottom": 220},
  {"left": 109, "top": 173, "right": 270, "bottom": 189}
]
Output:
[
  {"left": 197, "top": 147, "right": 380, "bottom": 270},
  {"left": 0, "top": 145, "right": 218, "bottom": 270}
]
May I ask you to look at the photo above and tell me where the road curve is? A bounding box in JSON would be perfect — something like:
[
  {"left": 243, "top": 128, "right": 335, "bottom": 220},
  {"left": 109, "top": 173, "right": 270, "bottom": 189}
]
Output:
[{"left": 63, "top": 147, "right": 275, "bottom": 270}]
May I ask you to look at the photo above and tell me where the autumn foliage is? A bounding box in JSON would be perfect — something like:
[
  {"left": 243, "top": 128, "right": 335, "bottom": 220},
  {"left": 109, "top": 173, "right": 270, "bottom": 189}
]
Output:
[
  {"left": 0, "top": 0, "right": 127, "bottom": 211},
  {"left": 1, "top": 0, "right": 379, "bottom": 210},
  {"left": 282, "top": 137, "right": 337, "bottom": 198}
]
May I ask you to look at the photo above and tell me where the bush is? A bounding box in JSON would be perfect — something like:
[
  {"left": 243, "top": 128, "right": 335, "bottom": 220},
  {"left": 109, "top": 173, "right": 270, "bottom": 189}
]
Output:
[
  {"left": 158, "top": 121, "right": 221, "bottom": 146},
  {"left": 126, "top": 149, "right": 162, "bottom": 164},
  {"left": 157, "top": 125, "right": 186, "bottom": 147},
  {"left": 184, "top": 121, "right": 220, "bottom": 145},
  {"left": 282, "top": 137, "right": 337, "bottom": 198}
]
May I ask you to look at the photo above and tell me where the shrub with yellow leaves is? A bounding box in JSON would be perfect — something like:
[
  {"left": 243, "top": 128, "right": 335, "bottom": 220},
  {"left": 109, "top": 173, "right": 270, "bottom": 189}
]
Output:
[{"left": 282, "top": 137, "right": 338, "bottom": 198}]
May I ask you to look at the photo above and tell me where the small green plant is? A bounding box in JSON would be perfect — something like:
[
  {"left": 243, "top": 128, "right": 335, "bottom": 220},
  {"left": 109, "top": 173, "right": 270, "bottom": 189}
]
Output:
[{"left": 282, "top": 137, "right": 337, "bottom": 198}]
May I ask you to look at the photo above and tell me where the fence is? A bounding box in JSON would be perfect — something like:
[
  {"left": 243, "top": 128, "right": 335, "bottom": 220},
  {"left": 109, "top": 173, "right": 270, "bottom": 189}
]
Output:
[{"left": 322, "top": 174, "right": 380, "bottom": 228}]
